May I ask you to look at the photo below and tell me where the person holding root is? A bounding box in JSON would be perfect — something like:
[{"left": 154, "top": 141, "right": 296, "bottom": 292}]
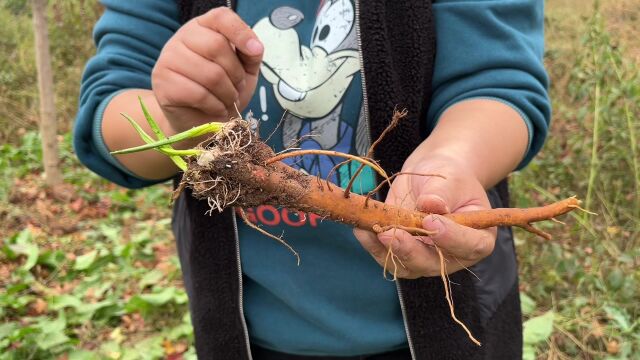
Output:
[{"left": 74, "top": 1, "right": 550, "bottom": 359}]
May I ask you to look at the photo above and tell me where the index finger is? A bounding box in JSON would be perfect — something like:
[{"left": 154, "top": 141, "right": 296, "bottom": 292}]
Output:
[{"left": 196, "top": 7, "right": 264, "bottom": 57}]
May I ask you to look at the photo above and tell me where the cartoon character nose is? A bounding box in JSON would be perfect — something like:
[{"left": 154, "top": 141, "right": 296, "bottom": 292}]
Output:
[{"left": 270, "top": 6, "right": 304, "bottom": 30}]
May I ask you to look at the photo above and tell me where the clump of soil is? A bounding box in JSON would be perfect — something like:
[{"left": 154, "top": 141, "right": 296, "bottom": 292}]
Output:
[{"left": 179, "top": 119, "right": 309, "bottom": 213}]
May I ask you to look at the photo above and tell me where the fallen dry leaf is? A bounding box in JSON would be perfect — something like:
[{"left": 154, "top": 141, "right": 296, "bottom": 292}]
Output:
[
  {"left": 28, "top": 298, "right": 48, "bottom": 316},
  {"left": 122, "top": 313, "right": 145, "bottom": 333},
  {"left": 69, "top": 198, "right": 85, "bottom": 213}
]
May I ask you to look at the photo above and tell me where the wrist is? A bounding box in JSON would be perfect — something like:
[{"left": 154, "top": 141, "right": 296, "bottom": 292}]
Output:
[
  {"left": 103, "top": 89, "right": 184, "bottom": 180},
  {"left": 403, "top": 144, "right": 480, "bottom": 183},
  {"left": 414, "top": 99, "right": 528, "bottom": 188}
]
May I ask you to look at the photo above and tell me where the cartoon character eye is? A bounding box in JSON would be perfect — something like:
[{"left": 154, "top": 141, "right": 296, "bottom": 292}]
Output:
[
  {"left": 311, "top": 0, "right": 354, "bottom": 53},
  {"left": 270, "top": 6, "right": 304, "bottom": 30}
]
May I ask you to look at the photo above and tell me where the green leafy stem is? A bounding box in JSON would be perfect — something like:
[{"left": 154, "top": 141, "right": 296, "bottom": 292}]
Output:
[{"left": 109, "top": 97, "right": 224, "bottom": 171}]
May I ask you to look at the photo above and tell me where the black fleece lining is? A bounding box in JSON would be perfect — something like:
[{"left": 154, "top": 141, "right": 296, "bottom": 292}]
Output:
[
  {"left": 173, "top": 190, "right": 250, "bottom": 359},
  {"left": 357, "top": 1, "right": 436, "bottom": 187},
  {"left": 398, "top": 279, "right": 522, "bottom": 360}
]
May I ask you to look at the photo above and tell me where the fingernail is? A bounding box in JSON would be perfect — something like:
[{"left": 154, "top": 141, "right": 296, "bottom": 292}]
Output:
[
  {"left": 423, "top": 215, "right": 445, "bottom": 237},
  {"left": 246, "top": 39, "right": 263, "bottom": 56},
  {"left": 433, "top": 196, "right": 451, "bottom": 213},
  {"left": 417, "top": 194, "right": 450, "bottom": 214}
]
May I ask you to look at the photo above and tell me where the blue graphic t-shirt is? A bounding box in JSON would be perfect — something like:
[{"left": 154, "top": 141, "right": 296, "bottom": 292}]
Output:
[{"left": 236, "top": 0, "right": 407, "bottom": 355}]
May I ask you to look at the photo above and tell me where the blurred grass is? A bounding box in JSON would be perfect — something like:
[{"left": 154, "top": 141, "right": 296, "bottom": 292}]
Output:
[
  {"left": 0, "top": 0, "right": 101, "bottom": 143},
  {"left": 512, "top": 0, "right": 640, "bottom": 358},
  {"left": 0, "top": 0, "right": 639, "bottom": 359}
]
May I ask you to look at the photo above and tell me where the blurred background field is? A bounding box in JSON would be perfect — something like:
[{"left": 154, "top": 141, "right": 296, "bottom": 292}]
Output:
[{"left": 1, "top": 0, "right": 638, "bottom": 359}]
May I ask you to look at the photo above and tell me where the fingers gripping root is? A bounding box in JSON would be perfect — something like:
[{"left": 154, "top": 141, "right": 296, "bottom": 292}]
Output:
[{"left": 374, "top": 223, "right": 481, "bottom": 346}]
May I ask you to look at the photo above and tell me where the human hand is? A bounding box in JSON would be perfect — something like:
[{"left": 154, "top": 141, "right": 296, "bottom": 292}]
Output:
[
  {"left": 353, "top": 154, "right": 497, "bottom": 279},
  {"left": 152, "top": 7, "right": 263, "bottom": 134}
]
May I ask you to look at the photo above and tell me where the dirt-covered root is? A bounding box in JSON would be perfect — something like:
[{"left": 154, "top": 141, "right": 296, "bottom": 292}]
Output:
[
  {"left": 178, "top": 119, "right": 307, "bottom": 213},
  {"left": 176, "top": 119, "right": 582, "bottom": 240}
]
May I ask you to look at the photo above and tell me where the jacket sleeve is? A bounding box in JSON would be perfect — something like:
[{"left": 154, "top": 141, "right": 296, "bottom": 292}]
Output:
[
  {"left": 73, "top": 0, "right": 181, "bottom": 188},
  {"left": 428, "top": 0, "right": 550, "bottom": 169}
]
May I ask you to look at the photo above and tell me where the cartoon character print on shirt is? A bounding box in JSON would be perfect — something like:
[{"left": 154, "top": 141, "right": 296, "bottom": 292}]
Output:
[{"left": 252, "top": 0, "right": 373, "bottom": 192}]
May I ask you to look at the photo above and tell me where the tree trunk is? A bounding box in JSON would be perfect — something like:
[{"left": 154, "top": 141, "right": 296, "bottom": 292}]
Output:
[{"left": 32, "top": 0, "right": 62, "bottom": 186}]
